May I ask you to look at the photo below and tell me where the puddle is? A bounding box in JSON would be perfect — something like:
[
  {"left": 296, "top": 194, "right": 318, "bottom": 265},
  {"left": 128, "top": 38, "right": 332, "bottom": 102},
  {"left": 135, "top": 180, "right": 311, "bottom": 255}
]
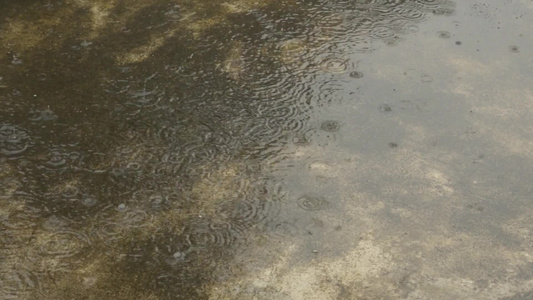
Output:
[{"left": 1, "top": 0, "right": 532, "bottom": 299}]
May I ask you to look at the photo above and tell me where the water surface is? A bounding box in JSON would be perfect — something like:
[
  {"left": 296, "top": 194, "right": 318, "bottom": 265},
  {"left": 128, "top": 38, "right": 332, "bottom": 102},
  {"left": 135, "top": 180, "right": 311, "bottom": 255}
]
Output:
[{"left": 1, "top": 0, "right": 532, "bottom": 299}]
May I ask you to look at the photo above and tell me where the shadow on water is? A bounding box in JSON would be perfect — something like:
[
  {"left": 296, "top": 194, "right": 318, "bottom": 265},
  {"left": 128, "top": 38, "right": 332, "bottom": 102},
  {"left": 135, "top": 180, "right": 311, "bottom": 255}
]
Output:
[{"left": 13, "top": 0, "right": 533, "bottom": 299}]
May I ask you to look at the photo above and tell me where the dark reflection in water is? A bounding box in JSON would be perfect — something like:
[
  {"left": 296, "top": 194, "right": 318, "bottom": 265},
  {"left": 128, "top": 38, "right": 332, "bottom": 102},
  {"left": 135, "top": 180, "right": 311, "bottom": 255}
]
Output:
[{"left": 0, "top": 0, "right": 455, "bottom": 298}]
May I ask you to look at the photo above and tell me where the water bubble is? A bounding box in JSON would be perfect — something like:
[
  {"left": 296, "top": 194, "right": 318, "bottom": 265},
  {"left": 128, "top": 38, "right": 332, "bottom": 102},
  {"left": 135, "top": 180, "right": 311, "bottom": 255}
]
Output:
[
  {"left": 349, "top": 71, "right": 364, "bottom": 79},
  {"left": 320, "top": 120, "right": 341, "bottom": 132},
  {"left": 297, "top": 195, "right": 329, "bottom": 211}
]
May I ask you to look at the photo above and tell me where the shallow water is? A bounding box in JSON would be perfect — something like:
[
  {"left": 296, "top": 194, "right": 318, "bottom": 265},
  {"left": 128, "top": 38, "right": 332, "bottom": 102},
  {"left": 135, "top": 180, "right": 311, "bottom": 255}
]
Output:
[{"left": 1, "top": 0, "right": 532, "bottom": 299}]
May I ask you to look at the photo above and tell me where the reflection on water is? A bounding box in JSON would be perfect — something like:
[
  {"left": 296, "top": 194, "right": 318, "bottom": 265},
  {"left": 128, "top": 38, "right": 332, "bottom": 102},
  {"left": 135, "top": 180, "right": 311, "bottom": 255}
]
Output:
[{"left": 1, "top": 0, "right": 532, "bottom": 299}]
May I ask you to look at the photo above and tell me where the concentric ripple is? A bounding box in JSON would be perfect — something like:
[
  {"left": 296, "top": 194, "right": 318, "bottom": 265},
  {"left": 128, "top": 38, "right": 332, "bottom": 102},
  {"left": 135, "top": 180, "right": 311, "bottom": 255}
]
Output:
[
  {"left": 185, "top": 221, "right": 241, "bottom": 248},
  {"left": 297, "top": 195, "right": 329, "bottom": 211},
  {"left": 318, "top": 57, "right": 349, "bottom": 74},
  {"left": 39, "top": 230, "right": 93, "bottom": 259},
  {"left": 0, "top": 125, "right": 32, "bottom": 157},
  {"left": 320, "top": 120, "right": 341, "bottom": 132},
  {"left": 216, "top": 178, "right": 285, "bottom": 231}
]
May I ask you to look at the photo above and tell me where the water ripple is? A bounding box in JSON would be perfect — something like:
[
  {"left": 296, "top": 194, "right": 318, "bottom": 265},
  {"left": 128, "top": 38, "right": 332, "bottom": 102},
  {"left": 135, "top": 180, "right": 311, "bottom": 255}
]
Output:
[
  {"left": 0, "top": 125, "right": 33, "bottom": 157},
  {"left": 39, "top": 229, "right": 93, "bottom": 259},
  {"left": 297, "top": 195, "right": 329, "bottom": 211}
]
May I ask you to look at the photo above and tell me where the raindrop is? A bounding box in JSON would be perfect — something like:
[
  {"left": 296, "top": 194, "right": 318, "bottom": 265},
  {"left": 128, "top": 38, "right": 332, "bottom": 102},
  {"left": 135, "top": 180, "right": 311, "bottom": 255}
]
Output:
[
  {"left": 319, "top": 57, "right": 348, "bottom": 74},
  {"left": 297, "top": 195, "right": 329, "bottom": 211},
  {"left": 274, "top": 222, "right": 299, "bottom": 237},
  {"left": 28, "top": 109, "right": 57, "bottom": 121},
  {"left": 149, "top": 194, "right": 166, "bottom": 210},
  {"left": 217, "top": 180, "right": 282, "bottom": 231},
  {"left": 292, "top": 134, "right": 310, "bottom": 146},
  {"left": 80, "top": 40, "right": 93, "bottom": 47},
  {"left": 11, "top": 56, "right": 23, "bottom": 65},
  {"left": 117, "top": 204, "right": 126, "bottom": 211},
  {"left": 61, "top": 186, "right": 79, "bottom": 199},
  {"left": 39, "top": 230, "right": 92, "bottom": 258},
  {"left": 320, "top": 120, "right": 341, "bottom": 132},
  {"left": 370, "top": 25, "right": 395, "bottom": 39},
  {"left": 122, "top": 209, "right": 149, "bottom": 226},
  {"left": 0, "top": 125, "right": 32, "bottom": 157},
  {"left": 97, "top": 222, "right": 127, "bottom": 243},
  {"left": 42, "top": 215, "right": 67, "bottom": 231},
  {"left": 185, "top": 221, "right": 236, "bottom": 248},
  {"left": 279, "top": 39, "right": 308, "bottom": 65},
  {"left": 165, "top": 251, "right": 188, "bottom": 266},
  {"left": 81, "top": 194, "right": 98, "bottom": 207},
  {"left": 44, "top": 150, "right": 67, "bottom": 169},
  {"left": 385, "top": 37, "right": 400, "bottom": 46}
]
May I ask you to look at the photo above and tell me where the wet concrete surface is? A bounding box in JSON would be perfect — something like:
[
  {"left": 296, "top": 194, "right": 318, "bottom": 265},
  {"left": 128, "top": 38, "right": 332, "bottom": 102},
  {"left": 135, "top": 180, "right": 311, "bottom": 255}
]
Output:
[{"left": 1, "top": 0, "right": 532, "bottom": 299}]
